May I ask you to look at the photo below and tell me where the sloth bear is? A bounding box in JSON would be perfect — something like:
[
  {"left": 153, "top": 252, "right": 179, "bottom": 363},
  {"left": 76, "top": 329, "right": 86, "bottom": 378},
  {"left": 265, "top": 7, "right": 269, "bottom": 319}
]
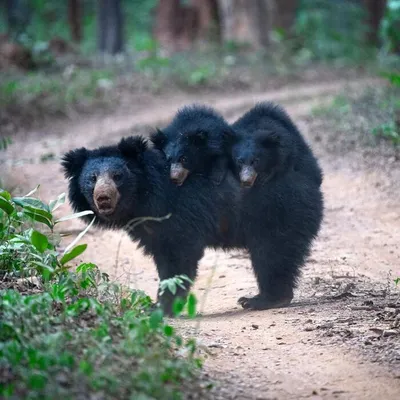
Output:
[
  {"left": 62, "top": 110, "right": 323, "bottom": 313},
  {"left": 150, "top": 104, "right": 232, "bottom": 186},
  {"left": 230, "top": 102, "right": 323, "bottom": 187},
  {"left": 149, "top": 102, "right": 324, "bottom": 310},
  {"left": 62, "top": 136, "right": 241, "bottom": 315}
]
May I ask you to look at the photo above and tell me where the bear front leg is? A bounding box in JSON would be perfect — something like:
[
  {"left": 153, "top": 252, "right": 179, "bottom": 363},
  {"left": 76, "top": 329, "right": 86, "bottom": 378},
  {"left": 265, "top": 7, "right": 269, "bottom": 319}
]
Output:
[{"left": 153, "top": 247, "right": 203, "bottom": 316}]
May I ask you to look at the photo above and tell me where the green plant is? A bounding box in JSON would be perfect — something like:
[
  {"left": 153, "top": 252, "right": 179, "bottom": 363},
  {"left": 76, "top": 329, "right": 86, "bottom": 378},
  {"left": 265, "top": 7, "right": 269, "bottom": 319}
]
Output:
[
  {"left": 0, "top": 138, "right": 12, "bottom": 151},
  {"left": 311, "top": 94, "right": 351, "bottom": 117},
  {"left": 0, "top": 286, "right": 202, "bottom": 399},
  {"left": 159, "top": 275, "right": 194, "bottom": 298},
  {"left": 295, "top": 0, "right": 371, "bottom": 62},
  {"left": 372, "top": 121, "right": 400, "bottom": 145},
  {"left": 380, "top": 71, "right": 400, "bottom": 87},
  {"left": 0, "top": 69, "right": 116, "bottom": 115},
  {"left": 0, "top": 188, "right": 205, "bottom": 399},
  {"left": 0, "top": 187, "right": 93, "bottom": 281},
  {"left": 185, "top": 65, "right": 216, "bottom": 87},
  {"left": 158, "top": 275, "right": 197, "bottom": 318}
]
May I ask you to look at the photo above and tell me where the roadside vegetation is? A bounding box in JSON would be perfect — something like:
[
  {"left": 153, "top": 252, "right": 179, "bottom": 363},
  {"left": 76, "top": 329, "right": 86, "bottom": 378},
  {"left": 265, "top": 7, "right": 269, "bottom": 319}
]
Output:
[{"left": 0, "top": 188, "right": 205, "bottom": 400}]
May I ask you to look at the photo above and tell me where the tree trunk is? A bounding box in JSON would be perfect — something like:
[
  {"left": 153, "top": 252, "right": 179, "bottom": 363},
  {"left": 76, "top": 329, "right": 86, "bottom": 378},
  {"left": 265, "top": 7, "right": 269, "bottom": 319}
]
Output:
[
  {"left": 363, "top": 0, "right": 387, "bottom": 45},
  {"left": 154, "top": 0, "right": 202, "bottom": 52},
  {"left": 68, "top": 0, "right": 82, "bottom": 43},
  {"left": 97, "top": 0, "right": 124, "bottom": 54},
  {"left": 153, "top": 0, "right": 179, "bottom": 50},
  {"left": 272, "top": 0, "right": 298, "bottom": 33},
  {"left": 5, "top": 0, "right": 32, "bottom": 39},
  {"left": 193, "top": 0, "right": 220, "bottom": 42},
  {"left": 218, "top": 0, "right": 272, "bottom": 48}
]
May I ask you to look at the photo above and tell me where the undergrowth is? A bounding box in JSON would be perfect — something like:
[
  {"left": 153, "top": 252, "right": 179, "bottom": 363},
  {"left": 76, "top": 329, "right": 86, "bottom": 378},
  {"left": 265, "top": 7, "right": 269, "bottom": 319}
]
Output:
[
  {"left": 0, "top": 187, "right": 205, "bottom": 400},
  {"left": 311, "top": 73, "right": 400, "bottom": 147},
  {"left": 0, "top": 69, "right": 118, "bottom": 117}
]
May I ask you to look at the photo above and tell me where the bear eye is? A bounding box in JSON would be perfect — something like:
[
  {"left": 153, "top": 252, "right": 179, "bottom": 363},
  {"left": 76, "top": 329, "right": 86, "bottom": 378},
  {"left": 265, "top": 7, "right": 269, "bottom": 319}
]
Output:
[
  {"left": 236, "top": 158, "right": 244, "bottom": 166},
  {"left": 113, "top": 172, "right": 123, "bottom": 181},
  {"left": 252, "top": 158, "right": 259, "bottom": 166},
  {"left": 179, "top": 156, "right": 187, "bottom": 164},
  {"left": 90, "top": 174, "right": 97, "bottom": 183}
]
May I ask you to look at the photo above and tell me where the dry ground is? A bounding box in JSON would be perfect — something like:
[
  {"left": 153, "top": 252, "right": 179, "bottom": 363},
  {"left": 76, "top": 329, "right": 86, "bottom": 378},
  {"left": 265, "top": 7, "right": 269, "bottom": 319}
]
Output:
[{"left": 3, "top": 77, "right": 400, "bottom": 399}]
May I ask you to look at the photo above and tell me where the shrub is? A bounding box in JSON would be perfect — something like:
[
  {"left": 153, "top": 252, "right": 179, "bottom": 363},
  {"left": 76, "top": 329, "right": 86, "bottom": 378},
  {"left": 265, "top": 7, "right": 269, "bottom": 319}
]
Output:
[{"left": 0, "top": 188, "right": 204, "bottom": 400}]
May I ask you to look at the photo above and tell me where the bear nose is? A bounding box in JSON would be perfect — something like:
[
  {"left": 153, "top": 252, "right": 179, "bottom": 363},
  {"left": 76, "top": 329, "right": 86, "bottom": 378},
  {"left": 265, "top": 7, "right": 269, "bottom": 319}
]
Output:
[{"left": 96, "top": 194, "right": 111, "bottom": 205}]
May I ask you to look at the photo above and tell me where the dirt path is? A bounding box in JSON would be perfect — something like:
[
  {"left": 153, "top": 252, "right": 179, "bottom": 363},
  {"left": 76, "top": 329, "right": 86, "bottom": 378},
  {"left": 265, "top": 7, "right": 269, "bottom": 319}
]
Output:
[{"left": 5, "top": 78, "right": 400, "bottom": 399}]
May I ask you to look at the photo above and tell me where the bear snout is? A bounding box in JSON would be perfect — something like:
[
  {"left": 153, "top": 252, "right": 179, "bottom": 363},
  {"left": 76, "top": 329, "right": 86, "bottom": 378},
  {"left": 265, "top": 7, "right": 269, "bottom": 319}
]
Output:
[
  {"left": 240, "top": 165, "right": 258, "bottom": 188},
  {"left": 93, "top": 174, "right": 120, "bottom": 215},
  {"left": 170, "top": 163, "right": 189, "bottom": 186}
]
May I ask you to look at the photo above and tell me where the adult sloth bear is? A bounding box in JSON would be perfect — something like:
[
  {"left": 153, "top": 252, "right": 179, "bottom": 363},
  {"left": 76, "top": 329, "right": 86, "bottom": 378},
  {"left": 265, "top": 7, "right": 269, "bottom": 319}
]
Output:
[{"left": 62, "top": 136, "right": 241, "bottom": 315}]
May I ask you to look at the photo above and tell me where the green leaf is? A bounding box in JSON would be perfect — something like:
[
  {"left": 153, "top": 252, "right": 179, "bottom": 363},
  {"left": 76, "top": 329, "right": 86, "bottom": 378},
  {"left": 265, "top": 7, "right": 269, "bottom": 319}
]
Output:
[
  {"left": 13, "top": 196, "right": 50, "bottom": 212},
  {"left": 164, "top": 325, "right": 174, "bottom": 337},
  {"left": 60, "top": 244, "right": 87, "bottom": 265},
  {"left": 63, "top": 215, "right": 96, "bottom": 254},
  {"left": 0, "top": 190, "right": 11, "bottom": 201},
  {"left": 187, "top": 293, "right": 197, "bottom": 318},
  {"left": 175, "top": 335, "right": 183, "bottom": 346},
  {"left": 79, "top": 360, "right": 94, "bottom": 376},
  {"left": 28, "top": 373, "right": 47, "bottom": 390},
  {"left": 31, "top": 261, "right": 55, "bottom": 275},
  {"left": 23, "top": 209, "right": 53, "bottom": 228},
  {"left": 0, "top": 383, "right": 14, "bottom": 397},
  {"left": 167, "top": 280, "right": 177, "bottom": 295},
  {"left": 172, "top": 297, "right": 186, "bottom": 317},
  {"left": 0, "top": 196, "right": 14, "bottom": 215},
  {"left": 55, "top": 210, "right": 93, "bottom": 223},
  {"left": 76, "top": 262, "right": 96, "bottom": 274},
  {"left": 49, "top": 192, "right": 66, "bottom": 211},
  {"left": 31, "top": 230, "right": 49, "bottom": 253},
  {"left": 149, "top": 309, "right": 164, "bottom": 330}
]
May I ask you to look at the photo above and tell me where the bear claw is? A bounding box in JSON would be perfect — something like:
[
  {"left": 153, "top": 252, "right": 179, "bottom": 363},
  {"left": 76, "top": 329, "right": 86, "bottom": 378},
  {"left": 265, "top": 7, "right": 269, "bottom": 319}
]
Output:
[{"left": 238, "top": 294, "right": 293, "bottom": 310}]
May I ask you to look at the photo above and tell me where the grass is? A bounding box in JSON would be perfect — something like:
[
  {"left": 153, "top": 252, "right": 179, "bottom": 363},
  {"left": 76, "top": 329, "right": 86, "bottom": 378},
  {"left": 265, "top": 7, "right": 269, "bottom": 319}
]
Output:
[
  {"left": 0, "top": 187, "right": 207, "bottom": 400},
  {"left": 0, "top": 68, "right": 118, "bottom": 117},
  {"left": 311, "top": 77, "right": 400, "bottom": 147}
]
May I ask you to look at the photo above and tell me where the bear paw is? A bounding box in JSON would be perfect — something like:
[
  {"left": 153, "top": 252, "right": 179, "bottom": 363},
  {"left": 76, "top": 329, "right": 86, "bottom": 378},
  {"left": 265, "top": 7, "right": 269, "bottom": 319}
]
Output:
[{"left": 238, "top": 293, "right": 293, "bottom": 310}]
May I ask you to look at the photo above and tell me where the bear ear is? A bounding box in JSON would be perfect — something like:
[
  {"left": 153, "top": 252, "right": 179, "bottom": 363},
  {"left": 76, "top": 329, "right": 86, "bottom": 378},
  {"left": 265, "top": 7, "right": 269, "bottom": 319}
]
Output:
[
  {"left": 118, "top": 136, "right": 148, "bottom": 160},
  {"left": 61, "top": 148, "right": 88, "bottom": 179},
  {"left": 257, "top": 130, "right": 280, "bottom": 148},
  {"left": 150, "top": 128, "right": 167, "bottom": 149},
  {"left": 188, "top": 130, "right": 207, "bottom": 146},
  {"left": 223, "top": 129, "right": 240, "bottom": 146}
]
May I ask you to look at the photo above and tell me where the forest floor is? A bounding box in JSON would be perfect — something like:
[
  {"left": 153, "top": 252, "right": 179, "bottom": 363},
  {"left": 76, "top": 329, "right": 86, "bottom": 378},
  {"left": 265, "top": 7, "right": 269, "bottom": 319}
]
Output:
[{"left": 3, "top": 75, "right": 400, "bottom": 399}]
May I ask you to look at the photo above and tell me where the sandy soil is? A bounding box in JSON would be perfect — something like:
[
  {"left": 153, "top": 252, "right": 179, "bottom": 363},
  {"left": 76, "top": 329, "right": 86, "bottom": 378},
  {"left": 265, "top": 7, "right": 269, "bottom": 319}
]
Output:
[{"left": 3, "top": 77, "right": 400, "bottom": 399}]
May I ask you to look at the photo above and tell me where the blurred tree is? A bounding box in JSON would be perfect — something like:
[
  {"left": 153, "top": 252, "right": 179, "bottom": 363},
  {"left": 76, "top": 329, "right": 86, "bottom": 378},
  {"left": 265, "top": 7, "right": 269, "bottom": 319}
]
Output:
[
  {"left": 217, "top": 0, "right": 273, "bottom": 48},
  {"left": 273, "top": 0, "right": 298, "bottom": 33},
  {"left": 68, "top": 0, "right": 82, "bottom": 42},
  {"left": 154, "top": 0, "right": 219, "bottom": 52},
  {"left": 97, "top": 0, "right": 124, "bottom": 54},
  {"left": 363, "top": 0, "right": 387, "bottom": 45},
  {"left": 193, "top": 0, "right": 220, "bottom": 42},
  {"left": 4, "top": 0, "right": 32, "bottom": 39},
  {"left": 381, "top": 0, "right": 400, "bottom": 53}
]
